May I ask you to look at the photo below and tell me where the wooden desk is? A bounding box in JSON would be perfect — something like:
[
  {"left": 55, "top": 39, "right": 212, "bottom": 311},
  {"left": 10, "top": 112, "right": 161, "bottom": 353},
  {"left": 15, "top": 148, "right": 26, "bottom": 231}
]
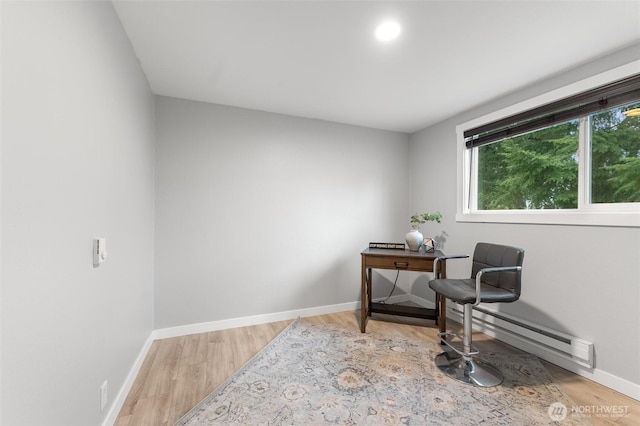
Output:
[{"left": 360, "top": 248, "right": 447, "bottom": 333}]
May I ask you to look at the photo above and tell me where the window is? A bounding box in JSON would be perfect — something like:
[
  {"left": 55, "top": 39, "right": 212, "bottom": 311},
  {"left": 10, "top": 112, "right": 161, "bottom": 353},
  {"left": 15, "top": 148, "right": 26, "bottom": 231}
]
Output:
[
  {"left": 589, "top": 102, "right": 640, "bottom": 204},
  {"left": 477, "top": 119, "right": 579, "bottom": 210},
  {"left": 457, "top": 65, "right": 640, "bottom": 227}
]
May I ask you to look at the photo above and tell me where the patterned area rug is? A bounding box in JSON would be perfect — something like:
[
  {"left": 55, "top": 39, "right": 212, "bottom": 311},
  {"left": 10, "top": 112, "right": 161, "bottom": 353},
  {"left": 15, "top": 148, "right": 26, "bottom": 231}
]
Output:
[{"left": 176, "top": 318, "right": 587, "bottom": 425}]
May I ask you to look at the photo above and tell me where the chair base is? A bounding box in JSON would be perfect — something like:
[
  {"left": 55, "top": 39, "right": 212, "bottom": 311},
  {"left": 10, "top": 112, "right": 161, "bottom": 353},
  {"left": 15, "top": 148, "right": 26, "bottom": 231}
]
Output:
[{"left": 435, "top": 351, "right": 504, "bottom": 387}]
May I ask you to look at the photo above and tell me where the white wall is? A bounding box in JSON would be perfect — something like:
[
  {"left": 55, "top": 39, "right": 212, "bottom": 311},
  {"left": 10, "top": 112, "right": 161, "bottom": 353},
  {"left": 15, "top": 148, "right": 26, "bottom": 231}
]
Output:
[
  {"left": 1, "top": 2, "right": 155, "bottom": 425},
  {"left": 2, "top": 3, "right": 637, "bottom": 423},
  {"left": 154, "top": 96, "right": 409, "bottom": 328},
  {"left": 409, "top": 45, "right": 640, "bottom": 390}
]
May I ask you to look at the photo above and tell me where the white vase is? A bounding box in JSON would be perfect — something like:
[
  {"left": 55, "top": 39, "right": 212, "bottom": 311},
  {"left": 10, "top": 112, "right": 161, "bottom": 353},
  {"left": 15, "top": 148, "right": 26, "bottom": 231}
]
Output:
[{"left": 405, "top": 229, "right": 424, "bottom": 252}]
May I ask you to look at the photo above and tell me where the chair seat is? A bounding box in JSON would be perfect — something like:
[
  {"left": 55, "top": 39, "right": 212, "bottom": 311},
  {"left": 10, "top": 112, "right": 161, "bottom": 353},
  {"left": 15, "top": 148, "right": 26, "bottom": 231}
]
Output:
[{"left": 429, "top": 278, "right": 518, "bottom": 304}]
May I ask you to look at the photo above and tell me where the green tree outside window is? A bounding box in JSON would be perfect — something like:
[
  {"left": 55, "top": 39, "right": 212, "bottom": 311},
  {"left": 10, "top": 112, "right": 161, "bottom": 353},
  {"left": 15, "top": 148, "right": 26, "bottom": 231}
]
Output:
[{"left": 476, "top": 102, "right": 639, "bottom": 210}]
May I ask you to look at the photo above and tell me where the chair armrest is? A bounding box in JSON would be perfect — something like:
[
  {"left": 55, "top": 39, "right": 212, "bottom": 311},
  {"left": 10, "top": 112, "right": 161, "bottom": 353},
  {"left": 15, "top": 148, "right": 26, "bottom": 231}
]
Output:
[
  {"left": 433, "top": 254, "right": 469, "bottom": 278},
  {"left": 478, "top": 266, "right": 522, "bottom": 274},
  {"left": 474, "top": 266, "right": 522, "bottom": 306}
]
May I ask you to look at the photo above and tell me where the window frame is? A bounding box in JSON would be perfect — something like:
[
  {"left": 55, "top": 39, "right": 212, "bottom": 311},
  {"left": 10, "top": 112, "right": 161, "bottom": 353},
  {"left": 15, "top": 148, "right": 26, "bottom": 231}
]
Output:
[{"left": 457, "top": 61, "right": 640, "bottom": 228}]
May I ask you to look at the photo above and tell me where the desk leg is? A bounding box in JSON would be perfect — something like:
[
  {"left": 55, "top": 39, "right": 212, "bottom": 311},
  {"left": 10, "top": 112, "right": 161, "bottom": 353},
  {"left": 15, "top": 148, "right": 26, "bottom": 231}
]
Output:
[
  {"left": 366, "top": 268, "right": 372, "bottom": 317},
  {"left": 360, "top": 261, "right": 367, "bottom": 333}
]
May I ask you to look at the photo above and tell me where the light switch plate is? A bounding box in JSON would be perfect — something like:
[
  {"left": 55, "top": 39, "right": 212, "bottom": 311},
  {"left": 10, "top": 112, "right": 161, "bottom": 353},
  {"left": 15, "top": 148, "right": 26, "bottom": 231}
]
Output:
[{"left": 93, "top": 238, "right": 107, "bottom": 266}]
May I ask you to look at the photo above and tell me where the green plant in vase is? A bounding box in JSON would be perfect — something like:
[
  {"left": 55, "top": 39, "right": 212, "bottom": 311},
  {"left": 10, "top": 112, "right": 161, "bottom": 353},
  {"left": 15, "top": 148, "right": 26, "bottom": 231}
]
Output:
[
  {"left": 406, "top": 211, "right": 442, "bottom": 252},
  {"left": 410, "top": 211, "right": 443, "bottom": 229}
]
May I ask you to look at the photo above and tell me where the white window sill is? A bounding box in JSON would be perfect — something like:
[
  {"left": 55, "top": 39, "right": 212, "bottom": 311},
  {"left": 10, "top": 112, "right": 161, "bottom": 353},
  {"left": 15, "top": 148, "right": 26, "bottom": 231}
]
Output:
[{"left": 457, "top": 210, "right": 640, "bottom": 228}]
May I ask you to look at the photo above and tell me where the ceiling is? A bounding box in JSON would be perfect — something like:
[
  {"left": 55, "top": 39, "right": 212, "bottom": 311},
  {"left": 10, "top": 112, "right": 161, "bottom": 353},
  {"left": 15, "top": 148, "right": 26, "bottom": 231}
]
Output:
[{"left": 113, "top": 1, "right": 640, "bottom": 134}]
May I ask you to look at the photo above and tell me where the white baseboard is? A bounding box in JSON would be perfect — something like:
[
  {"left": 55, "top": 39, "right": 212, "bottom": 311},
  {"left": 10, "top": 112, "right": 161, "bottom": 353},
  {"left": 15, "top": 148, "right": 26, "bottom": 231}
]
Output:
[
  {"left": 409, "top": 294, "right": 640, "bottom": 401},
  {"left": 102, "top": 334, "right": 154, "bottom": 426},
  {"left": 408, "top": 294, "right": 436, "bottom": 309},
  {"left": 372, "top": 294, "right": 412, "bottom": 305},
  {"left": 152, "top": 301, "right": 360, "bottom": 340}
]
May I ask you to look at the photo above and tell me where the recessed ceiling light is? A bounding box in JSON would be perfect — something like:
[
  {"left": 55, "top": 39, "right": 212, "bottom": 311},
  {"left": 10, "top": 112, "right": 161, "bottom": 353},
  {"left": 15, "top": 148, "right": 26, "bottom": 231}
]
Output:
[{"left": 375, "top": 21, "right": 401, "bottom": 42}]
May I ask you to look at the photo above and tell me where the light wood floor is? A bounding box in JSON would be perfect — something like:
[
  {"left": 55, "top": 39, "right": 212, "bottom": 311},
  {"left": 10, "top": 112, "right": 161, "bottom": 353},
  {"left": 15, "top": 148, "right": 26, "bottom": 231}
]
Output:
[{"left": 115, "top": 311, "right": 639, "bottom": 425}]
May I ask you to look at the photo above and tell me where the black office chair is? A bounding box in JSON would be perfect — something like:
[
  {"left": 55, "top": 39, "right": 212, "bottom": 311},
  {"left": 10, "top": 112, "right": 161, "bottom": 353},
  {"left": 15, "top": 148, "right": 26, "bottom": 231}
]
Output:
[{"left": 429, "top": 242, "right": 524, "bottom": 387}]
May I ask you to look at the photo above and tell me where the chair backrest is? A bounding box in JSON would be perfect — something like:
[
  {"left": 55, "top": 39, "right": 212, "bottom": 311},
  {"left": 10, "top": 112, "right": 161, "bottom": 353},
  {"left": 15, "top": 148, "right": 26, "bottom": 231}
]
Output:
[{"left": 471, "top": 242, "right": 525, "bottom": 297}]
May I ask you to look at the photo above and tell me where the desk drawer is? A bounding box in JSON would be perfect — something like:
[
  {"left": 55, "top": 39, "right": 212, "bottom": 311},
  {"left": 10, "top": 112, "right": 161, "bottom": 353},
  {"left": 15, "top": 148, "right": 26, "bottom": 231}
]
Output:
[{"left": 364, "top": 256, "right": 433, "bottom": 272}]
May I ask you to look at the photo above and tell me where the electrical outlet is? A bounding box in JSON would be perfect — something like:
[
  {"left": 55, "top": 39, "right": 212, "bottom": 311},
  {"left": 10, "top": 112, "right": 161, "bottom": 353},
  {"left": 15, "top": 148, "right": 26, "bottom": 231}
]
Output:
[{"left": 101, "top": 380, "right": 108, "bottom": 412}]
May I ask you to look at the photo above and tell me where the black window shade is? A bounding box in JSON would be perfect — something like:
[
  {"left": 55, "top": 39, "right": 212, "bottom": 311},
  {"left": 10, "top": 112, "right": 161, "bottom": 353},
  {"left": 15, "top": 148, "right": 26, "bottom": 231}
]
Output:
[{"left": 464, "top": 74, "right": 640, "bottom": 149}]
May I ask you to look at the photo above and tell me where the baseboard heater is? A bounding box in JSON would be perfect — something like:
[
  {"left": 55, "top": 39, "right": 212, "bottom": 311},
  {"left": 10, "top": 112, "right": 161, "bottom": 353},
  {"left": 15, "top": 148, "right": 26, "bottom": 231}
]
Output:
[{"left": 447, "top": 304, "right": 594, "bottom": 368}]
